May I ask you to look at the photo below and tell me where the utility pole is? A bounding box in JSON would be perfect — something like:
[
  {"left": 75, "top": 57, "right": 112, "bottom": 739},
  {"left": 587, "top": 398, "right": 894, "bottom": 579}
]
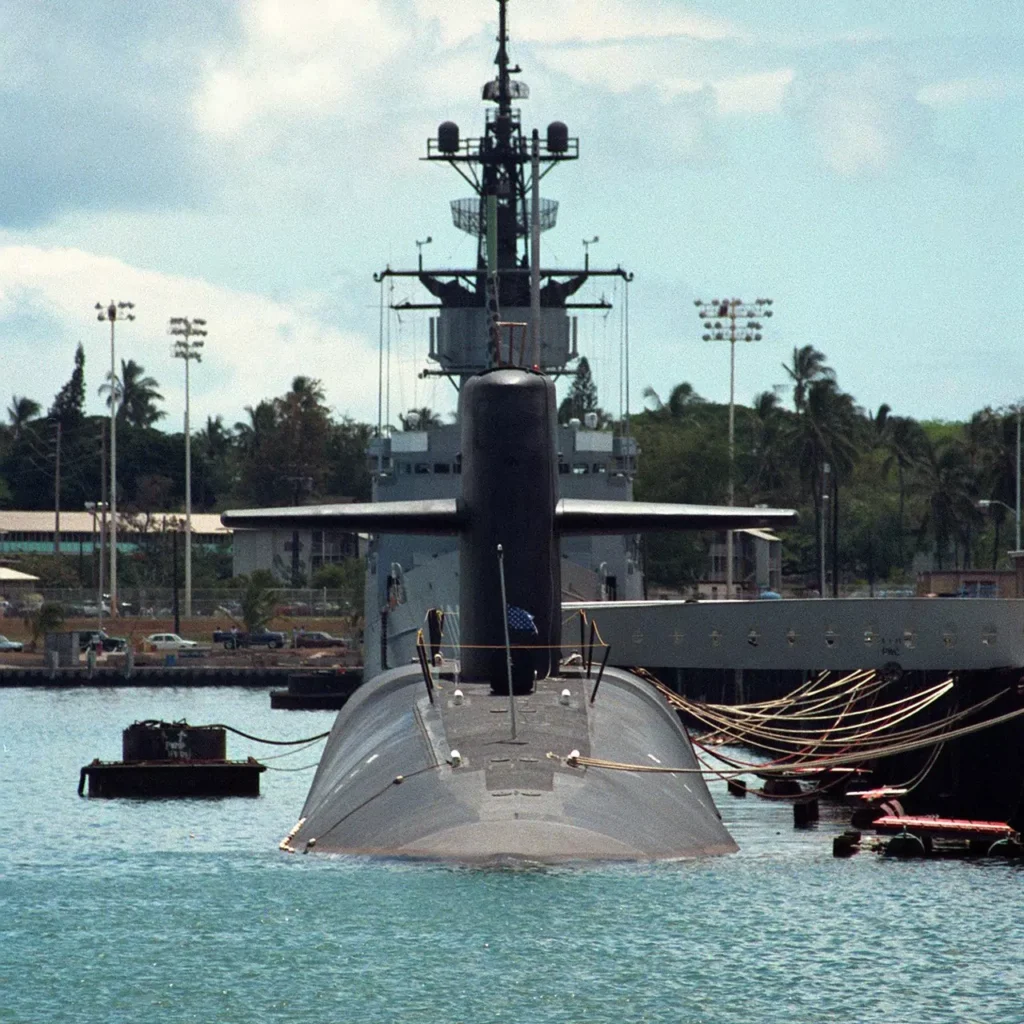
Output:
[
  {"left": 820, "top": 462, "right": 831, "bottom": 597},
  {"left": 694, "top": 297, "right": 774, "bottom": 597},
  {"left": 54, "top": 421, "right": 61, "bottom": 556},
  {"left": 99, "top": 421, "right": 107, "bottom": 625}
]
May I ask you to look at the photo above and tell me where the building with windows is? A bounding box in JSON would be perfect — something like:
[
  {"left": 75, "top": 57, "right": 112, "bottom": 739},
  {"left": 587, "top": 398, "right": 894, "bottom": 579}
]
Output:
[
  {"left": 231, "top": 522, "right": 362, "bottom": 582},
  {"left": 0, "top": 510, "right": 231, "bottom": 560},
  {"left": 698, "top": 528, "right": 783, "bottom": 600}
]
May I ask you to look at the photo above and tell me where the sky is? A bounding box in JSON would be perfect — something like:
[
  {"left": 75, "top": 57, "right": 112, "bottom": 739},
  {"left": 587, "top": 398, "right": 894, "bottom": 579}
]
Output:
[{"left": 1, "top": 0, "right": 1022, "bottom": 434}]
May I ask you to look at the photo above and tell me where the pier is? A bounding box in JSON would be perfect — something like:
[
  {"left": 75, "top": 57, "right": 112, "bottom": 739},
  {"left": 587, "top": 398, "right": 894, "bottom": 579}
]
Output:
[{"left": 0, "top": 665, "right": 293, "bottom": 688}]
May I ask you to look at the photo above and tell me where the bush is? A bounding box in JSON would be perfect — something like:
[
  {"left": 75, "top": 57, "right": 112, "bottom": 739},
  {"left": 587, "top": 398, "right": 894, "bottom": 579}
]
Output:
[{"left": 25, "top": 602, "right": 66, "bottom": 651}]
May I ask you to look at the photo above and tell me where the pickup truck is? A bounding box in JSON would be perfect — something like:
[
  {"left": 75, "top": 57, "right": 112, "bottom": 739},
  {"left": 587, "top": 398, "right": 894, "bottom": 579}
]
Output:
[
  {"left": 79, "top": 629, "right": 128, "bottom": 653},
  {"left": 213, "top": 629, "right": 287, "bottom": 650}
]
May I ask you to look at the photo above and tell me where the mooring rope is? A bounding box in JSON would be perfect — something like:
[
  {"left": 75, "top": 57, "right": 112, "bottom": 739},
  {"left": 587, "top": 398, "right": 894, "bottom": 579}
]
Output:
[
  {"left": 565, "top": 701, "right": 1024, "bottom": 776},
  {"left": 194, "top": 724, "right": 332, "bottom": 746}
]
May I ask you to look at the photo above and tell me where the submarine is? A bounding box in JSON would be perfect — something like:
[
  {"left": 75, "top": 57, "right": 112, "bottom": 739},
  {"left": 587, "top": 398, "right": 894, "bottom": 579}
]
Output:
[{"left": 222, "top": 0, "right": 797, "bottom": 861}]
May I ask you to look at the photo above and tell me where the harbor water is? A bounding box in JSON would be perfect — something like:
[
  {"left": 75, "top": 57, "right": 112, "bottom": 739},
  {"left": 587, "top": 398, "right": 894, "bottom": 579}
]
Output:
[{"left": 1, "top": 686, "right": 1021, "bottom": 1023}]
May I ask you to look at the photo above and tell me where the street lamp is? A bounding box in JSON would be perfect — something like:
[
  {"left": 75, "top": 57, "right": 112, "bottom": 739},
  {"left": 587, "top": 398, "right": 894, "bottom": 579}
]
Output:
[
  {"left": 694, "top": 296, "right": 774, "bottom": 597},
  {"left": 169, "top": 316, "right": 207, "bottom": 620},
  {"left": 977, "top": 499, "right": 1019, "bottom": 554},
  {"left": 95, "top": 299, "right": 135, "bottom": 617},
  {"left": 83, "top": 501, "right": 108, "bottom": 626}
]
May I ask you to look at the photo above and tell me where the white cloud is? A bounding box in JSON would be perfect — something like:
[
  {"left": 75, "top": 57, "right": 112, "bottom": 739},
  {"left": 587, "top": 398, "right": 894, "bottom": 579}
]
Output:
[
  {"left": 916, "top": 75, "right": 1021, "bottom": 108},
  {"left": 0, "top": 246, "right": 388, "bottom": 427},
  {"left": 714, "top": 69, "right": 794, "bottom": 115},
  {"left": 413, "top": 0, "right": 738, "bottom": 48},
  {"left": 536, "top": 42, "right": 791, "bottom": 114},
  {"left": 790, "top": 62, "right": 930, "bottom": 174},
  {"left": 194, "top": 0, "right": 407, "bottom": 138}
]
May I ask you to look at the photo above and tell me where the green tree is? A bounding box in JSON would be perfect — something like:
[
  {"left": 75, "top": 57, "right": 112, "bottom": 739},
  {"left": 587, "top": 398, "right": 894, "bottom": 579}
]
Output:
[
  {"left": 325, "top": 417, "right": 373, "bottom": 501},
  {"left": 783, "top": 344, "right": 834, "bottom": 415},
  {"left": 7, "top": 395, "right": 41, "bottom": 439},
  {"left": 558, "top": 356, "right": 602, "bottom": 424},
  {"left": 786, "top": 373, "right": 860, "bottom": 590},
  {"left": 235, "top": 400, "right": 280, "bottom": 505},
  {"left": 749, "top": 389, "right": 793, "bottom": 497},
  {"left": 25, "top": 602, "right": 66, "bottom": 651},
  {"left": 399, "top": 407, "right": 444, "bottom": 431},
  {"left": 193, "top": 415, "right": 237, "bottom": 509},
  {"left": 49, "top": 343, "right": 86, "bottom": 428},
  {"left": 275, "top": 376, "right": 332, "bottom": 502},
  {"left": 641, "top": 382, "right": 705, "bottom": 421},
  {"left": 238, "top": 569, "right": 279, "bottom": 633},
  {"left": 874, "top": 405, "right": 929, "bottom": 571},
  {"left": 49, "top": 344, "right": 96, "bottom": 511},
  {"left": 99, "top": 359, "right": 165, "bottom": 429},
  {"left": 632, "top": 406, "right": 729, "bottom": 585},
  {"left": 918, "top": 440, "right": 979, "bottom": 569},
  {"left": 311, "top": 559, "right": 366, "bottom": 623}
]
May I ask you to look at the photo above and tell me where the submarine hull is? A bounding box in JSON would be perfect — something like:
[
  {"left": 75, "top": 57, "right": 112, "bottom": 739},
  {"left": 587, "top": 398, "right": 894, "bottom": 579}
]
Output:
[{"left": 284, "top": 665, "right": 736, "bottom": 861}]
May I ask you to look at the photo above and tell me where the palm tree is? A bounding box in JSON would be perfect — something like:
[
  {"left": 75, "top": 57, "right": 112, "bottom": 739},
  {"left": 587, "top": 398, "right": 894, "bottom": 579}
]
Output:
[
  {"left": 875, "top": 405, "right": 929, "bottom": 571},
  {"left": 199, "top": 415, "right": 231, "bottom": 458},
  {"left": 399, "top": 407, "right": 444, "bottom": 431},
  {"left": 787, "top": 375, "right": 859, "bottom": 592},
  {"left": 99, "top": 360, "right": 165, "bottom": 428},
  {"left": 749, "top": 389, "right": 791, "bottom": 496},
  {"left": 783, "top": 345, "right": 834, "bottom": 414},
  {"left": 918, "top": 440, "right": 980, "bottom": 570},
  {"left": 641, "top": 382, "right": 705, "bottom": 420},
  {"left": 120, "top": 360, "right": 165, "bottom": 428},
  {"left": 7, "top": 395, "right": 41, "bottom": 439},
  {"left": 962, "top": 407, "right": 1019, "bottom": 566}
]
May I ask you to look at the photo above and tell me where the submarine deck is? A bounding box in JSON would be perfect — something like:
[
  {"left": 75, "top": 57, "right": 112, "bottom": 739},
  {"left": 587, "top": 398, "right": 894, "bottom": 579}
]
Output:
[{"left": 286, "top": 664, "right": 736, "bottom": 862}]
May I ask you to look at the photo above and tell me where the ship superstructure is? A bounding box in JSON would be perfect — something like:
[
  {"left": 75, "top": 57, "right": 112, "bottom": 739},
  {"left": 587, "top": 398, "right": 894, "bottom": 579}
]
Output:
[{"left": 366, "top": 1, "right": 641, "bottom": 675}]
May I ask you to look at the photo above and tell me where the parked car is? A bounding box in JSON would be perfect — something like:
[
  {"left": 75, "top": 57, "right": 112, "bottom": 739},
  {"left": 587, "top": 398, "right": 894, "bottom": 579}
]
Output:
[
  {"left": 144, "top": 633, "right": 199, "bottom": 651},
  {"left": 212, "top": 629, "right": 287, "bottom": 650},
  {"left": 0, "top": 634, "right": 24, "bottom": 652},
  {"left": 78, "top": 629, "right": 128, "bottom": 653},
  {"left": 295, "top": 631, "right": 351, "bottom": 649}
]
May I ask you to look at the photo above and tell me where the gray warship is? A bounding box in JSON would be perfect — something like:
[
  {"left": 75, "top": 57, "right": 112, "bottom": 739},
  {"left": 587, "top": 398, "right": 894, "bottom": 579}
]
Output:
[{"left": 223, "top": 0, "right": 796, "bottom": 861}]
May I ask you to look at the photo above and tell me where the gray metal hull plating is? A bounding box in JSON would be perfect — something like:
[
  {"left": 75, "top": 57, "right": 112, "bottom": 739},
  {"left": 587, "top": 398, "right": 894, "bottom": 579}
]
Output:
[{"left": 285, "top": 666, "right": 735, "bottom": 862}]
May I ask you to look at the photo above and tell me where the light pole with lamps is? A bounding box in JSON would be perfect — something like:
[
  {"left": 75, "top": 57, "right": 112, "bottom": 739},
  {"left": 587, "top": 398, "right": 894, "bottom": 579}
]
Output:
[
  {"left": 694, "top": 296, "right": 773, "bottom": 596},
  {"left": 977, "top": 499, "right": 1019, "bottom": 554},
  {"left": 95, "top": 300, "right": 135, "bottom": 618},
  {"left": 169, "top": 316, "right": 207, "bottom": 620},
  {"left": 83, "top": 501, "right": 108, "bottom": 626}
]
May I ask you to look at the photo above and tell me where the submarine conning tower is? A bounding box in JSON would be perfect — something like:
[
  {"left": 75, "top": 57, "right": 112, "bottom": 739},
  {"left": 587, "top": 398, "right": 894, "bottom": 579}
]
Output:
[{"left": 458, "top": 368, "right": 560, "bottom": 694}]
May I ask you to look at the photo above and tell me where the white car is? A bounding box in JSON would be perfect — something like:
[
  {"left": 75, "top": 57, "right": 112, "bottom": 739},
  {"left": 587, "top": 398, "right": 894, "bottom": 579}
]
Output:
[{"left": 145, "top": 633, "right": 198, "bottom": 651}]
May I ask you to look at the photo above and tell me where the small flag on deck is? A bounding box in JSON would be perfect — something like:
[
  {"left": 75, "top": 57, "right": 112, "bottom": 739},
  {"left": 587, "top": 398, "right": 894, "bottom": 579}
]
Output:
[{"left": 507, "top": 605, "right": 538, "bottom": 634}]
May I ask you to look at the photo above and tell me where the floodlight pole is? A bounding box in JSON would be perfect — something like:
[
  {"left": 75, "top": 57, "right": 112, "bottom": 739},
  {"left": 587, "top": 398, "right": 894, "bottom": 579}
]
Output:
[
  {"left": 1017, "top": 405, "right": 1021, "bottom": 553},
  {"left": 694, "top": 297, "right": 773, "bottom": 597},
  {"left": 95, "top": 300, "right": 135, "bottom": 617},
  {"left": 170, "top": 316, "right": 207, "bottom": 620}
]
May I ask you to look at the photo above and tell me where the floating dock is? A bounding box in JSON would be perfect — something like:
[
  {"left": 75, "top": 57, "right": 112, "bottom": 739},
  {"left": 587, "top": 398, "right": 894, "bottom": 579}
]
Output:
[
  {"left": 78, "top": 720, "right": 266, "bottom": 797},
  {"left": 270, "top": 668, "right": 363, "bottom": 710}
]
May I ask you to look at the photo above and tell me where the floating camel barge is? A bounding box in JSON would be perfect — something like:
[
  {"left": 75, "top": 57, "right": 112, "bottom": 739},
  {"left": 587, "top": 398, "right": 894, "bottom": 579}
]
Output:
[
  {"left": 270, "top": 668, "right": 364, "bottom": 710},
  {"left": 78, "top": 720, "right": 266, "bottom": 798}
]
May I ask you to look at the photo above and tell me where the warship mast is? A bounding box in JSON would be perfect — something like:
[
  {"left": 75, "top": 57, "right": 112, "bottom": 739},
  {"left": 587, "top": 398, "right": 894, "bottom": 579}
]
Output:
[{"left": 375, "top": 0, "right": 630, "bottom": 387}]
